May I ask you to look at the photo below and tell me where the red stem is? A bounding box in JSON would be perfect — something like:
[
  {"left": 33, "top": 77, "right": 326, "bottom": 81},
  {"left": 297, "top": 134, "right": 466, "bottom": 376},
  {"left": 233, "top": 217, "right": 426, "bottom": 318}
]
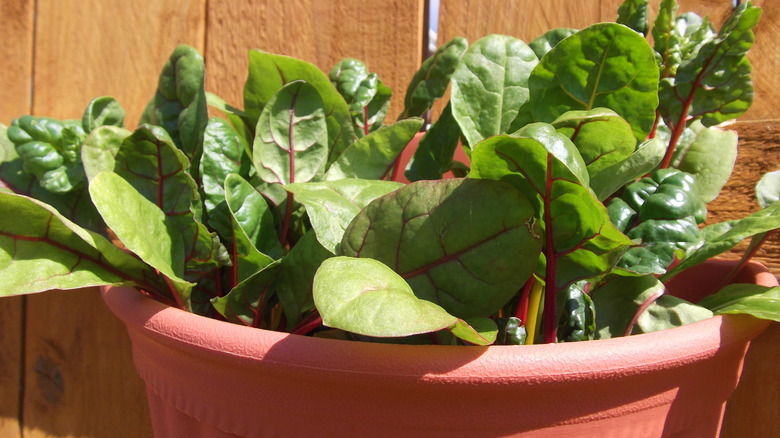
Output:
[
  {"left": 291, "top": 311, "right": 323, "bottom": 335},
  {"left": 624, "top": 289, "right": 666, "bottom": 337},
  {"left": 514, "top": 278, "right": 534, "bottom": 323},
  {"left": 542, "top": 154, "right": 558, "bottom": 344}
]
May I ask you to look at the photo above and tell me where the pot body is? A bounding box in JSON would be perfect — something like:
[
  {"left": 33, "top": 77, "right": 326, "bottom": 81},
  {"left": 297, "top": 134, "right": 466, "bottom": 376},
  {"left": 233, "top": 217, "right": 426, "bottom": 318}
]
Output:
[{"left": 101, "top": 260, "right": 776, "bottom": 438}]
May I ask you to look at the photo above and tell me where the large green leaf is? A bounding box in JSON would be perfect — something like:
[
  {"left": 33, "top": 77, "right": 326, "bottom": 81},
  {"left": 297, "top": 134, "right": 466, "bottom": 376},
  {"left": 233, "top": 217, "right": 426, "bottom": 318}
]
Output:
[
  {"left": 88, "top": 172, "right": 193, "bottom": 305},
  {"left": 324, "top": 118, "right": 423, "bottom": 181},
  {"left": 0, "top": 191, "right": 164, "bottom": 296},
  {"left": 144, "top": 45, "right": 208, "bottom": 166},
  {"left": 253, "top": 81, "right": 328, "bottom": 185},
  {"left": 524, "top": 23, "right": 659, "bottom": 142},
  {"left": 340, "top": 178, "right": 542, "bottom": 319},
  {"left": 113, "top": 125, "right": 227, "bottom": 282},
  {"left": 286, "top": 179, "right": 403, "bottom": 253},
  {"left": 400, "top": 37, "right": 468, "bottom": 119},
  {"left": 451, "top": 34, "right": 538, "bottom": 147},
  {"left": 244, "top": 50, "right": 355, "bottom": 165},
  {"left": 699, "top": 284, "right": 780, "bottom": 322},
  {"left": 200, "top": 118, "right": 252, "bottom": 240},
  {"left": 670, "top": 121, "right": 738, "bottom": 202}
]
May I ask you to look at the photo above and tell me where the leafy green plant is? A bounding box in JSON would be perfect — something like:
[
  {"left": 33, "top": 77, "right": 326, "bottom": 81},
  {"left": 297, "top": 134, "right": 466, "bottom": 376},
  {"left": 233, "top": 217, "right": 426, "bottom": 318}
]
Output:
[{"left": 1, "top": 0, "right": 778, "bottom": 347}]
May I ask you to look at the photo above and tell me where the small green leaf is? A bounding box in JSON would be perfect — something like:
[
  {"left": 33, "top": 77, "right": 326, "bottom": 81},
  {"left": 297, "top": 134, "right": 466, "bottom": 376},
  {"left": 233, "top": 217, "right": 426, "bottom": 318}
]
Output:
[
  {"left": 82, "top": 96, "right": 125, "bottom": 133},
  {"left": 449, "top": 317, "right": 498, "bottom": 346},
  {"left": 253, "top": 81, "right": 328, "bottom": 185},
  {"left": 617, "top": 0, "right": 650, "bottom": 36},
  {"left": 324, "top": 118, "right": 423, "bottom": 181},
  {"left": 451, "top": 34, "right": 538, "bottom": 146},
  {"left": 756, "top": 170, "right": 780, "bottom": 209},
  {"left": 529, "top": 28, "right": 577, "bottom": 59},
  {"left": 556, "top": 281, "right": 595, "bottom": 342},
  {"left": 81, "top": 125, "right": 130, "bottom": 182},
  {"left": 286, "top": 179, "right": 403, "bottom": 253},
  {"left": 314, "top": 257, "right": 459, "bottom": 338},
  {"left": 400, "top": 37, "right": 468, "bottom": 119}
]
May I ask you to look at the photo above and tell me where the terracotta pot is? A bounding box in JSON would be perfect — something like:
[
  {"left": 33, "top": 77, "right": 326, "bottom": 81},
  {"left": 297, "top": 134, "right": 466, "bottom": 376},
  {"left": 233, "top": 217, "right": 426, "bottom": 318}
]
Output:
[{"left": 101, "top": 260, "right": 776, "bottom": 438}]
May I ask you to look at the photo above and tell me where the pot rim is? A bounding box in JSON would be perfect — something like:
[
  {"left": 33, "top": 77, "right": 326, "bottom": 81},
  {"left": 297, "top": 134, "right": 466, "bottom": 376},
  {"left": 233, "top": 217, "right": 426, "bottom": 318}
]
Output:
[{"left": 100, "top": 259, "right": 776, "bottom": 382}]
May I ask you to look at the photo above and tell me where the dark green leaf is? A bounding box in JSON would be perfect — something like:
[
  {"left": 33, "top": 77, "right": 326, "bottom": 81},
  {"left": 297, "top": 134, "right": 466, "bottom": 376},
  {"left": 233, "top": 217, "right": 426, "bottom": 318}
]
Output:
[
  {"left": 529, "top": 28, "right": 577, "bottom": 59},
  {"left": 276, "top": 230, "right": 332, "bottom": 328},
  {"left": 617, "top": 0, "right": 649, "bottom": 36},
  {"left": 404, "top": 102, "right": 463, "bottom": 182},
  {"left": 400, "top": 37, "right": 468, "bottom": 119},
  {"left": 556, "top": 281, "right": 595, "bottom": 342}
]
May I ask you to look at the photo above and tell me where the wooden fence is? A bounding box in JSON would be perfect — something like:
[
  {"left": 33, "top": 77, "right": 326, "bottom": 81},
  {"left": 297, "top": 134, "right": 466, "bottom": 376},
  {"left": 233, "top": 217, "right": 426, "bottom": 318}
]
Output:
[{"left": 0, "top": 0, "right": 777, "bottom": 436}]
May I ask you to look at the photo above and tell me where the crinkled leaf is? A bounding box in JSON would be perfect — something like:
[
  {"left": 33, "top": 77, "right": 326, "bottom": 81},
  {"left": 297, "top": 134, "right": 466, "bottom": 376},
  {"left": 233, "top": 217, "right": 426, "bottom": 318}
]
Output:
[
  {"left": 400, "top": 37, "right": 468, "bottom": 119},
  {"left": 200, "top": 118, "right": 252, "bottom": 240},
  {"left": 663, "top": 202, "right": 780, "bottom": 282},
  {"left": 556, "top": 281, "right": 595, "bottom": 342},
  {"left": 592, "top": 274, "right": 712, "bottom": 339},
  {"left": 244, "top": 50, "right": 355, "bottom": 165},
  {"left": 617, "top": 0, "right": 650, "bottom": 36},
  {"left": 81, "top": 125, "right": 129, "bottom": 182},
  {"left": 329, "top": 58, "right": 371, "bottom": 107},
  {"left": 340, "top": 178, "right": 542, "bottom": 319},
  {"left": 275, "top": 230, "right": 332, "bottom": 328},
  {"left": 404, "top": 102, "right": 463, "bottom": 182},
  {"left": 314, "top": 256, "right": 459, "bottom": 337},
  {"left": 0, "top": 191, "right": 164, "bottom": 296},
  {"left": 655, "top": 9, "right": 715, "bottom": 78},
  {"left": 253, "top": 81, "right": 328, "bottom": 185},
  {"left": 88, "top": 172, "right": 193, "bottom": 305},
  {"left": 286, "top": 179, "right": 403, "bottom": 253},
  {"left": 324, "top": 118, "right": 423, "bottom": 181},
  {"left": 590, "top": 137, "right": 665, "bottom": 201},
  {"left": 113, "top": 125, "right": 227, "bottom": 282},
  {"left": 224, "top": 174, "right": 277, "bottom": 282},
  {"left": 352, "top": 79, "right": 392, "bottom": 138},
  {"left": 671, "top": 121, "right": 737, "bottom": 202},
  {"left": 659, "top": 3, "right": 760, "bottom": 129},
  {"left": 699, "top": 284, "right": 780, "bottom": 322},
  {"left": 451, "top": 34, "right": 538, "bottom": 146},
  {"left": 145, "top": 45, "right": 208, "bottom": 163},
  {"left": 525, "top": 23, "right": 659, "bottom": 142},
  {"left": 529, "top": 28, "right": 577, "bottom": 59},
  {"left": 7, "top": 116, "right": 86, "bottom": 193},
  {"left": 756, "top": 170, "right": 780, "bottom": 209},
  {"left": 470, "top": 127, "right": 633, "bottom": 292},
  {"left": 82, "top": 96, "right": 125, "bottom": 132},
  {"left": 551, "top": 108, "right": 636, "bottom": 177},
  {"left": 496, "top": 316, "right": 527, "bottom": 345}
]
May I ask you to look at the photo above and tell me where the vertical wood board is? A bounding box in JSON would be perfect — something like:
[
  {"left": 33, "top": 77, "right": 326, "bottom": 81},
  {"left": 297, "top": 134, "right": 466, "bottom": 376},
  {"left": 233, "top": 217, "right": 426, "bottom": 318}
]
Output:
[{"left": 205, "top": 0, "right": 426, "bottom": 123}]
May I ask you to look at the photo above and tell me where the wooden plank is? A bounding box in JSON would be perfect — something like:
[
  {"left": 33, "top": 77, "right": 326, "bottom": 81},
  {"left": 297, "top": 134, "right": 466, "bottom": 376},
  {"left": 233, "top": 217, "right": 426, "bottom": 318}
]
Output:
[
  {"left": 204, "top": 0, "right": 426, "bottom": 123},
  {"left": 24, "top": 1, "right": 208, "bottom": 436},
  {"left": 0, "top": 1, "right": 34, "bottom": 437}
]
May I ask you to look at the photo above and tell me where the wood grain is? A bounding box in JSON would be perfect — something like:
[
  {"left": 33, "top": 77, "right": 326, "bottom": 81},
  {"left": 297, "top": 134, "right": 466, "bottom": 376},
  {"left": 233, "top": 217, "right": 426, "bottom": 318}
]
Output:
[
  {"left": 0, "top": 1, "right": 34, "bottom": 437},
  {"left": 204, "top": 0, "right": 425, "bottom": 123},
  {"left": 23, "top": 290, "right": 153, "bottom": 438},
  {"left": 32, "top": 0, "right": 207, "bottom": 127}
]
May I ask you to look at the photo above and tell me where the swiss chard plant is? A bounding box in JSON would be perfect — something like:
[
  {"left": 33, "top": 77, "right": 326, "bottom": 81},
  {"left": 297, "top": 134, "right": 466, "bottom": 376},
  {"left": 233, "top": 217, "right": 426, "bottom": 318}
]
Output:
[{"left": 1, "top": 0, "right": 778, "bottom": 346}]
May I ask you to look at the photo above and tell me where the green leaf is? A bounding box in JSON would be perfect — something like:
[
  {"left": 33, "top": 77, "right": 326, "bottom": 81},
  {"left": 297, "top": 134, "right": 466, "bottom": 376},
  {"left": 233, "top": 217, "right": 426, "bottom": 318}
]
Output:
[
  {"left": 592, "top": 274, "right": 712, "bottom": 338},
  {"left": 470, "top": 127, "right": 633, "bottom": 292},
  {"left": 313, "top": 256, "right": 459, "bottom": 338},
  {"left": 0, "top": 192, "right": 164, "bottom": 296},
  {"left": 113, "top": 125, "right": 227, "bottom": 282},
  {"left": 88, "top": 172, "right": 192, "bottom": 304},
  {"left": 146, "top": 45, "right": 208, "bottom": 169},
  {"left": 253, "top": 81, "right": 329, "bottom": 185},
  {"left": 211, "top": 260, "right": 281, "bottom": 327},
  {"left": 275, "top": 230, "right": 332, "bottom": 328},
  {"left": 589, "top": 137, "right": 665, "bottom": 201},
  {"left": 200, "top": 118, "right": 252, "bottom": 240},
  {"left": 286, "top": 179, "right": 403, "bottom": 253},
  {"left": 82, "top": 96, "right": 125, "bottom": 133},
  {"left": 404, "top": 102, "right": 463, "bottom": 182},
  {"left": 551, "top": 108, "right": 636, "bottom": 177},
  {"left": 400, "top": 37, "right": 468, "bottom": 119},
  {"left": 205, "top": 92, "right": 253, "bottom": 119},
  {"left": 756, "top": 170, "right": 780, "bottom": 209},
  {"left": 526, "top": 23, "right": 659, "bottom": 142},
  {"left": 244, "top": 50, "right": 355, "bottom": 166},
  {"left": 340, "top": 178, "right": 542, "bottom": 319},
  {"left": 224, "top": 174, "right": 277, "bottom": 281},
  {"left": 654, "top": 9, "right": 715, "bottom": 78},
  {"left": 659, "top": 3, "right": 760, "bottom": 129},
  {"left": 663, "top": 202, "right": 780, "bottom": 282},
  {"left": 556, "top": 281, "right": 595, "bottom": 342},
  {"left": 449, "top": 317, "right": 498, "bottom": 346},
  {"left": 451, "top": 34, "right": 538, "bottom": 146},
  {"left": 529, "top": 28, "right": 577, "bottom": 59},
  {"left": 617, "top": 0, "right": 650, "bottom": 36},
  {"left": 328, "top": 59, "right": 392, "bottom": 138},
  {"left": 699, "top": 284, "right": 780, "bottom": 322},
  {"left": 81, "top": 125, "right": 130, "bottom": 182},
  {"left": 671, "top": 121, "right": 737, "bottom": 202},
  {"left": 324, "top": 118, "right": 423, "bottom": 180}
]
